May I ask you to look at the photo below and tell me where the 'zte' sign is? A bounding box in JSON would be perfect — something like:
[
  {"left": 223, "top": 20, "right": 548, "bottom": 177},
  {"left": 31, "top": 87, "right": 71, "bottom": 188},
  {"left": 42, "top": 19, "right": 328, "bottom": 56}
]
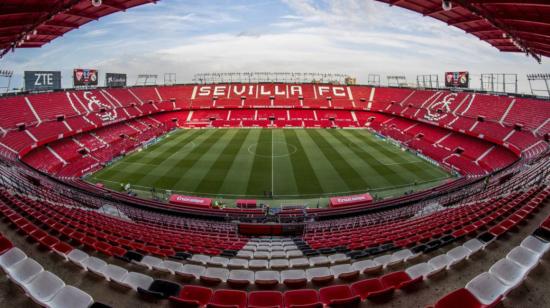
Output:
[{"left": 24, "top": 71, "right": 62, "bottom": 91}]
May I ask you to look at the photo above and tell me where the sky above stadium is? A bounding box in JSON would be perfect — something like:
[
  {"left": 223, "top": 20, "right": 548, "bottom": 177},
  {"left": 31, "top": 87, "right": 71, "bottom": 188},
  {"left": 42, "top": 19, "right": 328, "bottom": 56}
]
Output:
[{"left": 1, "top": 0, "right": 550, "bottom": 93}]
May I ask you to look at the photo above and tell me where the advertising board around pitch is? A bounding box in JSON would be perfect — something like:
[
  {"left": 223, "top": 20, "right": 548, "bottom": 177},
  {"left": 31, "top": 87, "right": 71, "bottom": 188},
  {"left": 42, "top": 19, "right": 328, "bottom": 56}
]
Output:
[{"left": 329, "top": 193, "right": 373, "bottom": 208}]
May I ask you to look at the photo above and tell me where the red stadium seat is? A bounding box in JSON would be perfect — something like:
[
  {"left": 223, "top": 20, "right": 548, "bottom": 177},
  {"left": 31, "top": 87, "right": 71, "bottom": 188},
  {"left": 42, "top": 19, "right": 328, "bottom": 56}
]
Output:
[
  {"left": 208, "top": 289, "right": 247, "bottom": 308},
  {"left": 169, "top": 285, "right": 213, "bottom": 307},
  {"left": 351, "top": 278, "right": 394, "bottom": 301},
  {"left": 319, "top": 285, "right": 361, "bottom": 307},
  {"left": 283, "top": 289, "right": 322, "bottom": 308},
  {"left": 0, "top": 236, "right": 13, "bottom": 255},
  {"left": 430, "top": 288, "right": 492, "bottom": 308},
  {"left": 380, "top": 271, "right": 421, "bottom": 290},
  {"left": 248, "top": 291, "right": 283, "bottom": 308}
]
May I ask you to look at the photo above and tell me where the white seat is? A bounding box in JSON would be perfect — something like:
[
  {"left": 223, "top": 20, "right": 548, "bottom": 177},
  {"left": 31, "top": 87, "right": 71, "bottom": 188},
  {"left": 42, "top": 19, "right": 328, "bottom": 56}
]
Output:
[
  {"left": 136, "top": 256, "right": 163, "bottom": 270},
  {"left": 66, "top": 249, "right": 89, "bottom": 268},
  {"left": 506, "top": 246, "right": 539, "bottom": 272},
  {"left": 101, "top": 264, "right": 128, "bottom": 284},
  {"left": 228, "top": 258, "right": 248, "bottom": 269},
  {"left": 330, "top": 264, "right": 358, "bottom": 279},
  {"left": 405, "top": 262, "right": 434, "bottom": 279},
  {"left": 254, "top": 251, "right": 270, "bottom": 259},
  {"left": 23, "top": 271, "right": 65, "bottom": 305},
  {"left": 306, "top": 267, "right": 333, "bottom": 281},
  {"left": 7, "top": 258, "right": 43, "bottom": 287},
  {"left": 520, "top": 236, "right": 550, "bottom": 257},
  {"left": 189, "top": 254, "right": 210, "bottom": 265},
  {"left": 207, "top": 256, "right": 229, "bottom": 267},
  {"left": 328, "top": 253, "right": 350, "bottom": 264},
  {"left": 120, "top": 272, "right": 154, "bottom": 291},
  {"left": 391, "top": 249, "right": 415, "bottom": 263},
  {"left": 228, "top": 270, "right": 254, "bottom": 283},
  {"left": 281, "top": 269, "right": 305, "bottom": 282},
  {"left": 255, "top": 270, "right": 280, "bottom": 283},
  {"left": 44, "top": 285, "right": 93, "bottom": 308},
  {"left": 0, "top": 247, "right": 26, "bottom": 271},
  {"left": 270, "top": 251, "right": 287, "bottom": 259},
  {"left": 373, "top": 255, "right": 393, "bottom": 268},
  {"left": 161, "top": 260, "right": 184, "bottom": 275},
  {"left": 466, "top": 272, "right": 507, "bottom": 306},
  {"left": 248, "top": 259, "right": 269, "bottom": 270},
  {"left": 201, "top": 267, "right": 229, "bottom": 282},
  {"left": 271, "top": 245, "right": 284, "bottom": 252},
  {"left": 447, "top": 246, "right": 472, "bottom": 265},
  {"left": 463, "top": 239, "right": 485, "bottom": 255},
  {"left": 284, "top": 245, "right": 298, "bottom": 251},
  {"left": 82, "top": 257, "right": 107, "bottom": 275},
  {"left": 236, "top": 250, "right": 253, "bottom": 259},
  {"left": 242, "top": 245, "right": 256, "bottom": 251},
  {"left": 290, "top": 258, "right": 309, "bottom": 268},
  {"left": 352, "top": 259, "right": 382, "bottom": 274},
  {"left": 286, "top": 250, "right": 303, "bottom": 258},
  {"left": 309, "top": 256, "right": 330, "bottom": 266},
  {"left": 270, "top": 259, "right": 289, "bottom": 270},
  {"left": 179, "top": 264, "right": 206, "bottom": 279},
  {"left": 489, "top": 258, "right": 528, "bottom": 292},
  {"left": 427, "top": 254, "right": 452, "bottom": 275}
]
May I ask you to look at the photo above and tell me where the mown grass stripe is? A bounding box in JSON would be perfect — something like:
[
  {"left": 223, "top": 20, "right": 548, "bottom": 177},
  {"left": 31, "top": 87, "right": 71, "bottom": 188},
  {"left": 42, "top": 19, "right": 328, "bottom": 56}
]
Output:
[
  {"left": 138, "top": 129, "right": 223, "bottom": 190},
  {"left": 193, "top": 129, "right": 251, "bottom": 193},
  {"left": 117, "top": 129, "right": 209, "bottom": 185},
  {"left": 306, "top": 129, "right": 368, "bottom": 191},
  {"left": 282, "top": 129, "right": 323, "bottom": 195},
  {"left": 217, "top": 130, "right": 262, "bottom": 196},
  {"left": 318, "top": 129, "right": 384, "bottom": 187},
  {"left": 164, "top": 129, "right": 233, "bottom": 191},
  {"left": 123, "top": 129, "right": 194, "bottom": 164},
  {"left": 328, "top": 129, "right": 410, "bottom": 186},
  {"left": 245, "top": 129, "right": 272, "bottom": 196}
]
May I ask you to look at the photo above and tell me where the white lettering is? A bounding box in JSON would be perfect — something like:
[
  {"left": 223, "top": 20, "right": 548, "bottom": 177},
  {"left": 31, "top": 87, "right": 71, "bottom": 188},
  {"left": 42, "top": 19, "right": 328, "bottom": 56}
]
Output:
[
  {"left": 275, "top": 85, "right": 285, "bottom": 96},
  {"left": 290, "top": 85, "right": 303, "bottom": 96},
  {"left": 333, "top": 87, "right": 346, "bottom": 97},
  {"left": 198, "top": 86, "right": 211, "bottom": 96},
  {"left": 318, "top": 86, "right": 330, "bottom": 96},
  {"left": 213, "top": 86, "right": 226, "bottom": 96}
]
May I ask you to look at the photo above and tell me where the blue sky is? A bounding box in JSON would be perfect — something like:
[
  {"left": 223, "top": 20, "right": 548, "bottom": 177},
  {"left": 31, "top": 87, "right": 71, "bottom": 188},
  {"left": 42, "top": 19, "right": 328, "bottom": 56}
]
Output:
[{"left": 1, "top": 0, "right": 549, "bottom": 93}]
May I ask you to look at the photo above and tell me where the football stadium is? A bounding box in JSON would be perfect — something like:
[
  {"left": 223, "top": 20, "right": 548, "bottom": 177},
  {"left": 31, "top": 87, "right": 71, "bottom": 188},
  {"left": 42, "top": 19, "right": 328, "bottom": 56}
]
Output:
[{"left": 0, "top": 1, "right": 549, "bottom": 308}]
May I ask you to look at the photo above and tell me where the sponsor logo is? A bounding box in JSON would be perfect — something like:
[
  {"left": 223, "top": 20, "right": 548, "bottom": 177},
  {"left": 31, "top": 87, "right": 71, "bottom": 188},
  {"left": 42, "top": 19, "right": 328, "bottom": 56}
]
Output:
[
  {"left": 336, "top": 196, "right": 368, "bottom": 203},
  {"left": 173, "top": 195, "right": 209, "bottom": 204},
  {"left": 83, "top": 91, "right": 117, "bottom": 122},
  {"left": 424, "top": 93, "right": 457, "bottom": 122}
]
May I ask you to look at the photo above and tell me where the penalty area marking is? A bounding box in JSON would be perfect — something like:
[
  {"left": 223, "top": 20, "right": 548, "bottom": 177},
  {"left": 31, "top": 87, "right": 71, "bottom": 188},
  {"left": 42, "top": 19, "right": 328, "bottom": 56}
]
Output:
[{"left": 347, "top": 142, "right": 420, "bottom": 165}]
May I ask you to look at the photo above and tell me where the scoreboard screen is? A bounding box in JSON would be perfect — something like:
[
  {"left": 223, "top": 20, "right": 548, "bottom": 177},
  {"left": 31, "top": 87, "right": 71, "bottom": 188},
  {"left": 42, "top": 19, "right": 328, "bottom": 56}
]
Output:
[
  {"left": 445, "top": 71, "right": 469, "bottom": 88},
  {"left": 73, "top": 68, "right": 98, "bottom": 86}
]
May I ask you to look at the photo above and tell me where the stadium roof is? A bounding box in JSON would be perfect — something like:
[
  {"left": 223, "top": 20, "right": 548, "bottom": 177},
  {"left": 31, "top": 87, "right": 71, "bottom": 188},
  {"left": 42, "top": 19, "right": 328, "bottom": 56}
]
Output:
[
  {"left": 376, "top": 0, "right": 550, "bottom": 63},
  {"left": 0, "top": 0, "right": 157, "bottom": 58}
]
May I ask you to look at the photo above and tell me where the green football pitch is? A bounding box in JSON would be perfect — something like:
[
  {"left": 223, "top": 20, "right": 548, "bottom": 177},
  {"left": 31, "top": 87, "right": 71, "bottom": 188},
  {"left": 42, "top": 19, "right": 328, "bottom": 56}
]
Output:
[{"left": 87, "top": 129, "right": 452, "bottom": 202}]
